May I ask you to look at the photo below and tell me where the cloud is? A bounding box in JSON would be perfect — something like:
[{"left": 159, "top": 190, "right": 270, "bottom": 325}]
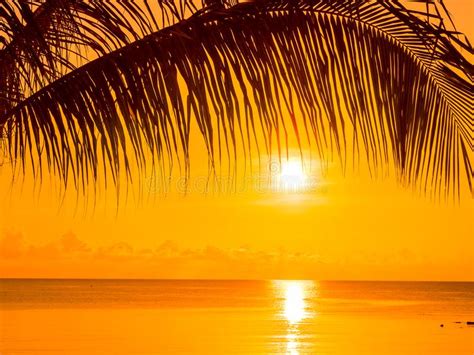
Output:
[
  {"left": 60, "top": 232, "right": 90, "bottom": 253},
  {"left": 0, "top": 231, "right": 24, "bottom": 259},
  {"left": 27, "top": 242, "right": 61, "bottom": 259},
  {"left": 155, "top": 240, "right": 180, "bottom": 257},
  {"left": 96, "top": 242, "right": 135, "bottom": 260},
  {"left": 0, "top": 233, "right": 469, "bottom": 280},
  {"left": 0, "top": 232, "right": 326, "bottom": 273},
  {"left": 0, "top": 231, "right": 92, "bottom": 260},
  {"left": 0, "top": 232, "right": 419, "bottom": 267}
]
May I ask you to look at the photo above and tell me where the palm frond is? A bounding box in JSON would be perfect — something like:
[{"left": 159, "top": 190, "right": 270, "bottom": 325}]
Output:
[
  {"left": 0, "top": 0, "right": 201, "bottom": 115},
  {"left": 0, "top": 0, "right": 472, "bottom": 198}
]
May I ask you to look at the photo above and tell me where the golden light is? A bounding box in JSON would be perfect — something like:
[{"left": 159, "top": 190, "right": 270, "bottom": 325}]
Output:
[
  {"left": 286, "top": 333, "right": 299, "bottom": 355},
  {"left": 278, "top": 160, "right": 308, "bottom": 192},
  {"left": 283, "top": 282, "right": 308, "bottom": 325},
  {"left": 273, "top": 281, "right": 314, "bottom": 355}
]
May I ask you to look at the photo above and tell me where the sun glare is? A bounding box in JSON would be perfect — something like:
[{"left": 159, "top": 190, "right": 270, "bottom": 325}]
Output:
[
  {"left": 278, "top": 160, "right": 308, "bottom": 192},
  {"left": 274, "top": 281, "right": 314, "bottom": 355},
  {"left": 283, "top": 282, "right": 307, "bottom": 324}
]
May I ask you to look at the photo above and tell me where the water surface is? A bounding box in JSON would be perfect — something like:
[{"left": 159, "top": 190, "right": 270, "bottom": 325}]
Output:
[{"left": 1, "top": 280, "right": 473, "bottom": 354}]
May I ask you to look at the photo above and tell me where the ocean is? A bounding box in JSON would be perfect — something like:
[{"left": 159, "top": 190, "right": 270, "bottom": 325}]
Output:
[{"left": 0, "top": 280, "right": 473, "bottom": 354}]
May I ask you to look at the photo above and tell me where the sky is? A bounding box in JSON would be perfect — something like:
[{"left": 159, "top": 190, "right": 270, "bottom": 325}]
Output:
[{"left": 0, "top": 0, "right": 472, "bottom": 281}]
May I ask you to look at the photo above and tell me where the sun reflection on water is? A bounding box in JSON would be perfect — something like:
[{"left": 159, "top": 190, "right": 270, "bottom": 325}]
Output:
[
  {"left": 274, "top": 280, "right": 315, "bottom": 355},
  {"left": 284, "top": 282, "right": 307, "bottom": 325},
  {"left": 286, "top": 333, "right": 299, "bottom": 355}
]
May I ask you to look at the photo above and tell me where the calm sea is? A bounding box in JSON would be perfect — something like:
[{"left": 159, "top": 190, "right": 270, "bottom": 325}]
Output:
[{"left": 0, "top": 280, "right": 473, "bottom": 354}]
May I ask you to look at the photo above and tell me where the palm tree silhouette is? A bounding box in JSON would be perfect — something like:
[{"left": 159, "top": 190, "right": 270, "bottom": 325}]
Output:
[{"left": 0, "top": 0, "right": 472, "bottom": 197}]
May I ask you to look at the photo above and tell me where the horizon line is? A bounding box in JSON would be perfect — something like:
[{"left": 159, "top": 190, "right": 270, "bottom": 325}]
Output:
[{"left": 0, "top": 277, "right": 472, "bottom": 283}]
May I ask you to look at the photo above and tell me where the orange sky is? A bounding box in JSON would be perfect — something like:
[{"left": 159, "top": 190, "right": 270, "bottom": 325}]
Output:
[{"left": 0, "top": 0, "right": 472, "bottom": 281}]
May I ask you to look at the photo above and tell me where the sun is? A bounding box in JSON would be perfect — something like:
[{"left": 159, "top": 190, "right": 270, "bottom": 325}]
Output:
[{"left": 278, "top": 160, "right": 308, "bottom": 192}]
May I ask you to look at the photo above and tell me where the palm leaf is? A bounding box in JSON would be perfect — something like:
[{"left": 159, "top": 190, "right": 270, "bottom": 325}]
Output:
[
  {"left": 0, "top": 0, "right": 200, "bottom": 115},
  {"left": 0, "top": 0, "right": 472, "bottom": 198}
]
